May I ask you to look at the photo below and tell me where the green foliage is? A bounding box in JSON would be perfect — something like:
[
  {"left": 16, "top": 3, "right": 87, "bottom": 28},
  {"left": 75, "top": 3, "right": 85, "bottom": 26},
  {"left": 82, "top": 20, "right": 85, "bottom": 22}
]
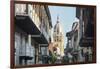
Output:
[{"left": 50, "top": 52, "right": 57, "bottom": 64}]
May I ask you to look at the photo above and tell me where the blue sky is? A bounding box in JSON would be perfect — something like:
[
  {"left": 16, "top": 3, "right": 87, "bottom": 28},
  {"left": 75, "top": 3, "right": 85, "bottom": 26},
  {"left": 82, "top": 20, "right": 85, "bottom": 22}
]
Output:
[{"left": 49, "top": 6, "right": 76, "bottom": 48}]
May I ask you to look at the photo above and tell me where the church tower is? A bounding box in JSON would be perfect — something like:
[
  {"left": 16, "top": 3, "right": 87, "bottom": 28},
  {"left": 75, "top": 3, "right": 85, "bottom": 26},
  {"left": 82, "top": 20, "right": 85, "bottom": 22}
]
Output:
[{"left": 53, "top": 16, "right": 64, "bottom": 57}]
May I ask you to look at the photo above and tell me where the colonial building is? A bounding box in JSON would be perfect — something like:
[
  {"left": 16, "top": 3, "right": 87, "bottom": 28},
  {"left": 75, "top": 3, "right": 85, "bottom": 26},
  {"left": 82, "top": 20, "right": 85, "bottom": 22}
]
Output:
[
  {"left": 76, "top": 7, "right": 95, "bottom": 62},
  {"left": 53, "top": 16, "right": 64, "bottom": 58},
  {"left": 15, "top": 3, "right": 52, "bottom": 65}
]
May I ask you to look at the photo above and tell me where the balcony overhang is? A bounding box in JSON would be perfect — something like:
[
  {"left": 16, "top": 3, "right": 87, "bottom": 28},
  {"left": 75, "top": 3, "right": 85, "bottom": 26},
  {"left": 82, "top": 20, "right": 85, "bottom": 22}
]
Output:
[
  {"left": 15, "top": 15, "right": 49, "bottom": 44},
  {"left": 15, "top": 15, "right": 40, "bottom": 35},
  {"left": 31, "top": 34, "right": 48, "bottom": 44},
  {"left": 79, "top": 37, "right": 94, "bottom": 47}
]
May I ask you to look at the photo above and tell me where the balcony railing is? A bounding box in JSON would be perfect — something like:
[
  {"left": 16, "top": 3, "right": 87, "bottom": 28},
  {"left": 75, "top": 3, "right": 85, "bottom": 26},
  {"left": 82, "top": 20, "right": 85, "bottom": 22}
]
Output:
[
  {"left": 15, "top": 4, "right": 41, "bottom": 30},
  {"left": 20, "top": 44, "right": 34, "bottom": 57},
  {"left": 15, "top": 4, "right": 28, "bottom": 16}
]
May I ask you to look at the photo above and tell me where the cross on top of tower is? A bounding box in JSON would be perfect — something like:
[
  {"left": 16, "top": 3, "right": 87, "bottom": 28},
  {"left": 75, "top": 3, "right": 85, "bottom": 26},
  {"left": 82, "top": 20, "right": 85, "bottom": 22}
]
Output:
[{"left": 57, "top": 15, "right": 59, "bottom": 23}]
